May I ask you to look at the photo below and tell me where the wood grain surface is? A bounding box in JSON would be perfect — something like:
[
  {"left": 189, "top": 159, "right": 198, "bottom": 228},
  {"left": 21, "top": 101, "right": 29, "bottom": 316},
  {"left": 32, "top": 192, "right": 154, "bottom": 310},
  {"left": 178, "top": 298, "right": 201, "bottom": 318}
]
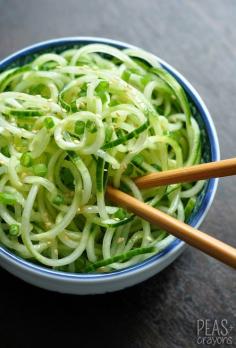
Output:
[{"left": 0, "top": 1, "right": 235, "bottom": 347}]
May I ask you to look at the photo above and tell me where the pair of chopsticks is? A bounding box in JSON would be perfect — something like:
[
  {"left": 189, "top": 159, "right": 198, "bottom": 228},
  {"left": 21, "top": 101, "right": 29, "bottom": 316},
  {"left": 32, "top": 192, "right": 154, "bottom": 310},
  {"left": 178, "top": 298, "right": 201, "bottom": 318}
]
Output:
[{"left": 106, "top": 158, "right": 236, "bottom": 268}]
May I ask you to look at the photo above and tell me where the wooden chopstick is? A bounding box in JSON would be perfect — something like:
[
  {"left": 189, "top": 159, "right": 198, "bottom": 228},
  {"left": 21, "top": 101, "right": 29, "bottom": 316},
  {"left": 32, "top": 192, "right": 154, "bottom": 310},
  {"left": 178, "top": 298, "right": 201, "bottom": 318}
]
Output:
[
  {"left": 106, "top": 186, "right": 236, "bottom": 268},
  {"left": 134, "top": 158, "right": 236, "bottom": 189}
]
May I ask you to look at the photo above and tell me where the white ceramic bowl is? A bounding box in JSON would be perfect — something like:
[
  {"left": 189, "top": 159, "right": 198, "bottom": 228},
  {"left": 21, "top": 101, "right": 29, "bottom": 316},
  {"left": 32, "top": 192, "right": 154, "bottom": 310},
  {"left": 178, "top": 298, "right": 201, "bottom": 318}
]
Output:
[{"left": 0, "top": 37, "right": 220, "bottom": 294}]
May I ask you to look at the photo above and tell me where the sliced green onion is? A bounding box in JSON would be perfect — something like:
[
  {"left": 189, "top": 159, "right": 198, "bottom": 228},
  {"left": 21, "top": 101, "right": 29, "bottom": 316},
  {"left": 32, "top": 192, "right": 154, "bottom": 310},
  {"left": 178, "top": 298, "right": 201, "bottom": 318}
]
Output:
[
  {"left": 96, "top": 81, "right": 109, "bottom": 93},
  {"left": 1, "top": 145, "right": 10, "bottom": 158},
  {"left": 33, "top": 163, "right": 47, "bottom": 177},
  {"left": 114, "top": 208, "right": 127, "bottom": 220},
  {"left": 74, "top": 120, "right": 85, "bottom": 135},
  {"left": 0, "top": 192, "right": 17, "bottom": 205},
  {"left": 141, "top": 73, "right": 153, "bottom": 85},
  {"left": 95, "top": 81, "right": 109, "bottom": 103},
  {"left": 70, "top": 100, "right": 77, "bottom": 112},
  {"left": 86, "top": 120, "right": 97, "bottom": 133},
  {"left": 109, "top": 99, "right": 119, "bottom": 107},
  {"left": 79, "top": 83, "right": 87, "bottom": 96},
  {"left": 52, "top": 195, "right": 64, "bottom": 205},
  {"left": 9, "top": 224, "right": 20, "bottom": 237},
  {"left": 20, "top": 152, "right": 33, "bottom": 167},
  {"left": 44, "top": 117, "right": 55, "bottom": 129},
  {"left": 122, "top": 69, "right": 132, "bottom": 82}
]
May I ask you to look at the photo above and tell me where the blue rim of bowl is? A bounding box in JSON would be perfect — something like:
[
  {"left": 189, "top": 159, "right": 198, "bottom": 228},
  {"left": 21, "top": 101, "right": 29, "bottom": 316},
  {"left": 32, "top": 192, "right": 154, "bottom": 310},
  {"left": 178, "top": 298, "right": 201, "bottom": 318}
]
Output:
[{"left": 0, "top": 37, "right": 220, "bottom": 281}]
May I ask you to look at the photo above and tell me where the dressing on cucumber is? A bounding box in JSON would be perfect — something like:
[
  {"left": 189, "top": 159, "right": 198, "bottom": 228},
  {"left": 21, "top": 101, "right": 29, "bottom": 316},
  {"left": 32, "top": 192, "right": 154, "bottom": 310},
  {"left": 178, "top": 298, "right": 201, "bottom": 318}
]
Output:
[{"left": 0, "top": 44, "right": 203, "bottom": 272}]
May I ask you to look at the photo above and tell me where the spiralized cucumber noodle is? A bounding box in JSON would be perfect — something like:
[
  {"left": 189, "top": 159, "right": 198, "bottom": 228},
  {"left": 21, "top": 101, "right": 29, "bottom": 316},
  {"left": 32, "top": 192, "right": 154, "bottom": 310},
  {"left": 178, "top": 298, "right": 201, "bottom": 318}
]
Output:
[{"left": 0, "top": 44, "right": 204, "bottom": 273}]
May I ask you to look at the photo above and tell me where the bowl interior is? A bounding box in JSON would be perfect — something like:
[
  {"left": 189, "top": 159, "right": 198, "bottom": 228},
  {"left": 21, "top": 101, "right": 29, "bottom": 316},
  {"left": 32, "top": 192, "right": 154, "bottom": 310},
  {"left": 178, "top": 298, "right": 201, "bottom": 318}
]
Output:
[{"left": 0, "top": 38, "right": 219, "bottom": 277}]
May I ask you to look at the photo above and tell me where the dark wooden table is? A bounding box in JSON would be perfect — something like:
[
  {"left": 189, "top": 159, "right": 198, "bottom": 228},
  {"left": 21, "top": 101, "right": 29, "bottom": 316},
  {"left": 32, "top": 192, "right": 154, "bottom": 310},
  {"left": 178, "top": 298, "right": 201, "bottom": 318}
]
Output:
[{"left": 0, "top": 1, "right": 235, "bottom": 347}]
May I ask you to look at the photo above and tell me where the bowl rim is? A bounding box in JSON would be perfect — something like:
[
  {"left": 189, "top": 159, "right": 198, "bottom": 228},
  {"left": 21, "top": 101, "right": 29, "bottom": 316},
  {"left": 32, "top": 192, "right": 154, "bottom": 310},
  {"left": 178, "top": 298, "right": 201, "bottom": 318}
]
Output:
[{"left": 0, "top": 37, "right": 220, "bottom": 282}]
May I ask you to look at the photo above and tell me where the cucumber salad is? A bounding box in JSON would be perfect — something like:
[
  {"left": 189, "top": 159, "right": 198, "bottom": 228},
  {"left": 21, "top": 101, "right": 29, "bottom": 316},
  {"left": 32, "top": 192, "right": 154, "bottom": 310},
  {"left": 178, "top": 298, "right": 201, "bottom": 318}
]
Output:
[{"left": 0, "top": 44, "right": 204, "bottom": 272}]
